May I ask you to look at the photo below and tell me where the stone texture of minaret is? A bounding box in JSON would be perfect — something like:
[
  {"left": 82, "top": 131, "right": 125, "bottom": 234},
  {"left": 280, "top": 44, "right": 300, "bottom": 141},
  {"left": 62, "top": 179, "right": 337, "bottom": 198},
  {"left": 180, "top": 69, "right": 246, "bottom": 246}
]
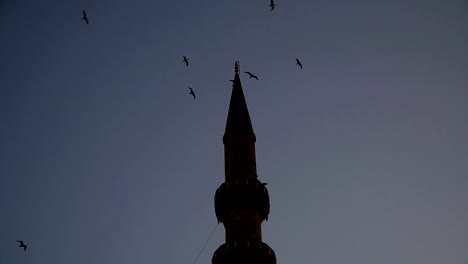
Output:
[{"left": 212, "top": 62, "right": 277, "bottom": 264}]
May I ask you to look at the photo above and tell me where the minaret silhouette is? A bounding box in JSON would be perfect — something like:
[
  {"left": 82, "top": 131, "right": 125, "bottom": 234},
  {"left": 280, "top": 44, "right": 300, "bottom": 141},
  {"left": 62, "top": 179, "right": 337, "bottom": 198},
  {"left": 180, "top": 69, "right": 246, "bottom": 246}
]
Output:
[{"left": 213, "top": 62, "right": 277, "bottom": 264}]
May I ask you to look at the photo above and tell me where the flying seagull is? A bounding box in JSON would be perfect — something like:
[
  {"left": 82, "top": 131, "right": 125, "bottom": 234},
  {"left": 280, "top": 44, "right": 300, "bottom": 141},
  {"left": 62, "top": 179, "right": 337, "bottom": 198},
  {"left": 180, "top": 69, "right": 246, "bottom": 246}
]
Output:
[
  {"left": 269, "top": 0, "right": 277, "bottom": 11},
  {"left": 81, "top": 10, "right": 89, "bottom": 24},
  {"left": 188, "top": 87, "right": 196, "bottom": 99},
  {"left": 182, "top": 56, "right": 189, "bottom": 66},
  {"left": 244, "top": 71, "right": 259, "bottom": 80},
  {"left": 16, "top": 240, "right": 27, "bottom": 251},
  {"left": 296, "top": 58, "right": 302, "bottom": 69}
]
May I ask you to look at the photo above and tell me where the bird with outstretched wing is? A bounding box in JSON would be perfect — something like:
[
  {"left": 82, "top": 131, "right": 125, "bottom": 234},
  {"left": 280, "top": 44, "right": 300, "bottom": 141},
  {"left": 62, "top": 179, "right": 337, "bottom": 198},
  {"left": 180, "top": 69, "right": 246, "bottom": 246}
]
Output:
[
  {"left": 16, "top": 240, "right": 27, "bottom": 251},
  {"left": 81, "top": 10, "right": 89, "bottom": 24},
  {"left": 244, "top": 71, "right": 259, "bottom": 80},
  {"left": 296, "top": 58, "right": 302, "bottom": 69},
  {"left": 269, "top": 0, "right": 277, "bottom": 11},
  {"left": 182, "top": 56, "right": 189, "bottom": 66},
  {"left": 188, "top": 87, "right": 196, "bottom": 99}
]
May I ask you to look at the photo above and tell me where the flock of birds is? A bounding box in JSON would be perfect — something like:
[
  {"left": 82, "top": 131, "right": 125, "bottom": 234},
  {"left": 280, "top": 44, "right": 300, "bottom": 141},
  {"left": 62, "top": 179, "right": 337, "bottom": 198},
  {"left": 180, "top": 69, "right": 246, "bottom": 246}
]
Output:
[
  {"left": 13, "top": 0, "right": 292, "bottom": 255},
  {"left": 180, "top": 55, "right": 301, "bottom": 100},
  {"left": 180, "top": 56, "right": 303, "bottom": 100},
  {"left": 180, "top": 54, "right": 302, "bottom": 100},
  {"left": 182, "top": 55, "right": 302, "bottom": 99},
  {"left": 82, "top": 1, "right": 302, "bottom": 101}
]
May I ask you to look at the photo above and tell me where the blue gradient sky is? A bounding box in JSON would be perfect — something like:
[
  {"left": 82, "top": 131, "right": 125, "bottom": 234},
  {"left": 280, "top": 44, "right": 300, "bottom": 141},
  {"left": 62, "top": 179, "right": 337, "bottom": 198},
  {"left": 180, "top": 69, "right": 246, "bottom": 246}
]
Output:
[{"left": 1, "top": 1, "right": 467, "bottom": 264}]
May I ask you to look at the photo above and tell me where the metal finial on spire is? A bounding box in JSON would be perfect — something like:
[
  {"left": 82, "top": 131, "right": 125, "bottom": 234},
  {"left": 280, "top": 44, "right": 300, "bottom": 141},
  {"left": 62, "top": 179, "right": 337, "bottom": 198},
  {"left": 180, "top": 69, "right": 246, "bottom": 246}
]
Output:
[{"left": 235, "top": 61, "right": 240, "bottom": 75}]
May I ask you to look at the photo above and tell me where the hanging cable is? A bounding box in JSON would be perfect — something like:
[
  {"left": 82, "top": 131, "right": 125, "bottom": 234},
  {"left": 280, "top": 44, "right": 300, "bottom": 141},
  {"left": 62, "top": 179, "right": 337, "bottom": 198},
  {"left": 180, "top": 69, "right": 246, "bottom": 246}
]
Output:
[{"left": 191, "top": 222, "right": 219, "bottom": 264}]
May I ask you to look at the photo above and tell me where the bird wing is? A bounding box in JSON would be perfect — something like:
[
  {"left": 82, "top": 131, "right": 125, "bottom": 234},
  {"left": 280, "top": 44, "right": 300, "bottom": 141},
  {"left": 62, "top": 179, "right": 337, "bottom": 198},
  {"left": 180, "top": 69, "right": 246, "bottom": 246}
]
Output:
[
  {"left": 82, "top": 10, "right": 86, "bottom": 16},
  {"left": 270, "top": 0, "right": 274, "bottom": 5},
  {"left": 189, "top": 90, "right": 195, "bottom": 98}
]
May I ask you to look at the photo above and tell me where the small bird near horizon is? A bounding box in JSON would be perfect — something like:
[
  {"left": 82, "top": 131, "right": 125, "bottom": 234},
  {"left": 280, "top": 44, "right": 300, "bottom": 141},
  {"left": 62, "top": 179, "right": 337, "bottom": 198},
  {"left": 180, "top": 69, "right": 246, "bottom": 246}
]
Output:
[
  {"left": 296, "top": 58, "right": 302, "bottom": 69},
  {"left": 16, "top": 240, "right": 27, "bottom": 251},
  {"left": 188, "top": 87, "right": 196, "bottom": 99},
  {"left": 81, "top": 10, "right": 89, "bottom": 24},
  {"left": 182, "top": 56, "right": 189, "bottom": 66},
  {"left": 244, "top": 71, "right": 259, "bottom": 80},
  {"left": 269, "top": 0, "right": 277, "bottom": 11}
]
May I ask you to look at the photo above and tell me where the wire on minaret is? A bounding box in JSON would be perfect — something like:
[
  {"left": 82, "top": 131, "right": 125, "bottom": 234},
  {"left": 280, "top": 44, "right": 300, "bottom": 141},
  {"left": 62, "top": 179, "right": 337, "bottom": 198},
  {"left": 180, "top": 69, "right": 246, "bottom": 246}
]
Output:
[
  {"left": 191, "top": 223, "right": 219, "bottom": 264},
  {"left": 235, "top": 61, "right": 240, "bottom": 75}
]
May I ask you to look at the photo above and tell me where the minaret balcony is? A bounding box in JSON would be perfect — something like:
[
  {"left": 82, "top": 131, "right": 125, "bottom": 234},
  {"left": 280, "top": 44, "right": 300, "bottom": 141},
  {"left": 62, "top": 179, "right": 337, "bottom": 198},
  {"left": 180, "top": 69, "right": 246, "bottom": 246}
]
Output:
[
  {"left": 212, "top": 240, "right": 276, "bottom": 264},
  {"left": 214, "top": 179, "right": 270, "bottom": 223}
]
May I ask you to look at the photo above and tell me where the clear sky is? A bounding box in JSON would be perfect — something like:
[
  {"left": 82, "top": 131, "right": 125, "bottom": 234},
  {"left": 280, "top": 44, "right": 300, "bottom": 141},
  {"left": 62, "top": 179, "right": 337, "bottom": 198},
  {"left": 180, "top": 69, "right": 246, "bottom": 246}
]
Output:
[{"left": 1, "top": 0, "right": 467, "bottom": 264}]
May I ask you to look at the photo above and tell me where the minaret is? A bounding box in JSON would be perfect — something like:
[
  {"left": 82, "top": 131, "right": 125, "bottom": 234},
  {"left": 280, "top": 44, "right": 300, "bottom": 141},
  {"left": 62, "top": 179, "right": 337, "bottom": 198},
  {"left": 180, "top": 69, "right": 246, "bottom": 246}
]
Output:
[{"left": 213, "top": 62, "right": 277, "bottom": 264}]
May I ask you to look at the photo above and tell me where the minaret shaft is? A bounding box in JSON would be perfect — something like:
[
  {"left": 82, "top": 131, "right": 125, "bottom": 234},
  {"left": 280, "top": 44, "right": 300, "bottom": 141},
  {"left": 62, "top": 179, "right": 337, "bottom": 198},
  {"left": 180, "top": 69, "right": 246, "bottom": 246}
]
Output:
[
  {"left": 225, "top": 208, "right": 262, "bottom": 242},
  {"left": 223, "top": 134, "right": 262, "bottom": 242},
  {"left": 224, "top": 135, "right": 257, "bottom": 182}
]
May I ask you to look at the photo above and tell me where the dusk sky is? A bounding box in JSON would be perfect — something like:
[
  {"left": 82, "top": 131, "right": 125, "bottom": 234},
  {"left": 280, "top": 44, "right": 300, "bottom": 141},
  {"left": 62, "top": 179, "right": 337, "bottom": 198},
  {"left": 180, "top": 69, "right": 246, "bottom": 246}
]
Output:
[{"left": 1, "top": 1, "right": 467, "bottom": 264}]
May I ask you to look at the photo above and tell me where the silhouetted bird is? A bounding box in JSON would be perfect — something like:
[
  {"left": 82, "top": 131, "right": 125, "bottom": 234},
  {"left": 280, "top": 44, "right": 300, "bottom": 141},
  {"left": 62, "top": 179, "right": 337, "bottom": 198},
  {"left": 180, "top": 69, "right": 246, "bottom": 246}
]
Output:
[
  {"left": 16, "top": 240, "right": 27, "bottom": 251},
  {"left": 269, "top": 0, "right": 277, "bottom": 11},
  {"left": 229, "top": 79, "right": 235, "bottom": 83},
  {"left": 182, "top": 56, "right": 189, "bottom": 66},
  {"left": 296, "top": 58, "right": 302, "bottom": 69},
  {"left": 81, "top": 10, "right": 89, "bottom": 24},
  {"left": 188, "top": 87, "right": 196, "bottom": 99},
  {"left": 244, "top": 71, "right": 259, "bottom": 80}
]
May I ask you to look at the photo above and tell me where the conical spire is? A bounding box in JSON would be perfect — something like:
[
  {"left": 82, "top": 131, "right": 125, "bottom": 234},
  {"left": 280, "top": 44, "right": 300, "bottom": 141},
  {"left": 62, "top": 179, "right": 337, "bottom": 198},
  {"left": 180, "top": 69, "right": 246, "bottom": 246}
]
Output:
[{"left": 223, "top": 61, "right": 256, "bottom": 143}]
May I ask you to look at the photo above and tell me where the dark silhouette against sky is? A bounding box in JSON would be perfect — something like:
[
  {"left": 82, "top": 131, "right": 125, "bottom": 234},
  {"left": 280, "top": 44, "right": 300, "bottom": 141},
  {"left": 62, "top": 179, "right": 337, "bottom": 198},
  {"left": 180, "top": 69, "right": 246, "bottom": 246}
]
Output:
[
  {"left": 16, "top": 240, "right": 27, "bottom": 251},
  {"left": 1, "top": 1, "right": 467, "bottom": 264}
]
